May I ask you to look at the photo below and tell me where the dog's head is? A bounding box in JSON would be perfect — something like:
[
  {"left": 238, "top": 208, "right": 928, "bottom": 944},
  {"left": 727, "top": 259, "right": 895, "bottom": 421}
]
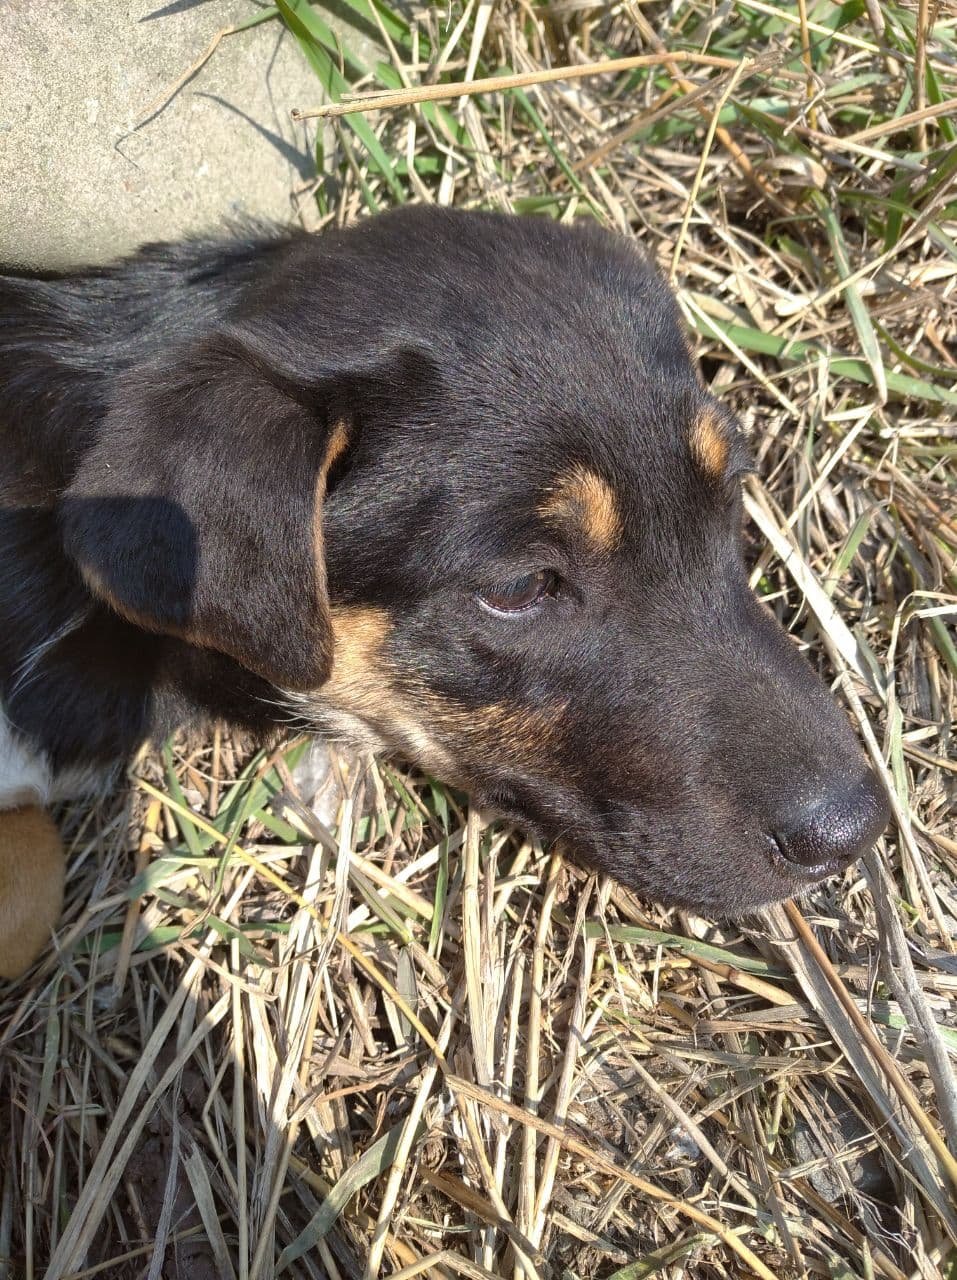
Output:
[{"left": 61, "top": 209, "right": 889, "bottom": 913}]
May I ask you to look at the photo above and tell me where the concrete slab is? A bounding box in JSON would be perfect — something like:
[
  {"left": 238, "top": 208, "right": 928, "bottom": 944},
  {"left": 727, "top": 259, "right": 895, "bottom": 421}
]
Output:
[{"left": 0, "top": 0, "right": 327, "bottom": 268}]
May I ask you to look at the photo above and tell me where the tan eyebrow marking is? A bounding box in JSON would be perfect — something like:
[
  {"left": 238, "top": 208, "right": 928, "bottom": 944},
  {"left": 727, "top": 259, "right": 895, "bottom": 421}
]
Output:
[
  {"left": 539, "top": 465, "right": 622, "bottom": 552},
  {"left": 690, "top": 406, "right": 730, "bottom": 479}
]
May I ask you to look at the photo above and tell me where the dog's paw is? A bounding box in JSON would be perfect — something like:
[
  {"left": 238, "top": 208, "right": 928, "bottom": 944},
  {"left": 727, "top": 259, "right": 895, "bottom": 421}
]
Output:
[{"left": 0, "top": 806, "right": 64, "bottom": 979}]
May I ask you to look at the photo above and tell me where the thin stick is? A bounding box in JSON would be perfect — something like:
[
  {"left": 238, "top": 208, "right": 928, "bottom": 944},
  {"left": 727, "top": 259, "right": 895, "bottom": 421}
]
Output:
[
  {"left": 516, "top": 852, "right": 561, "bottom": 1273},
  {"left": 134, "top": 17, "right": 273, "bottom": 127},
  {"left": 447, "top": 1074, "right": 781, "bottom": 1280},
  {"left": 111, "top": 797, "right": 161, "bottom": 999},
  {"left": 846, "top": 94, "right": 957, "bottom": 144},
  {"left": 914, "top": 0, "right": 931, "bottom": 154},
  {"left": 365, "top": 1007, "right": 457, "bottom": 1279},
  {"left": 628, "top": 7, "right": 788, "bottom": 212},
  {"left": 231, "top": 938, "right": 249, "bottom": 1280},
  {"left": 671, "top": 58, "right": 751, "bottom": 283},
  {"left": 796, "top": 0, "right": 819, "bottom": 132},
  {"left": 291, "top": 51, "right": 740, "bottom": 120},
  {"left": 783, "top": 900, "right": 957, "bottom": 1192}
]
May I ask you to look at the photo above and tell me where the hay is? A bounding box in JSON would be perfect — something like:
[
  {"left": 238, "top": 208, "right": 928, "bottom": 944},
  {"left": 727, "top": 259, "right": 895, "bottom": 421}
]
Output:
[{"left": 2, "top": 2, "right": 955, "bottom": 1276}]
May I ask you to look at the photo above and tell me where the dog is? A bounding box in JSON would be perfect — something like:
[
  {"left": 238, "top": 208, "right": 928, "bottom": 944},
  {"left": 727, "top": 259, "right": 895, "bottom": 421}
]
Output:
[{"left": 0, "top": 207, "right": 889, "bottom": 978}]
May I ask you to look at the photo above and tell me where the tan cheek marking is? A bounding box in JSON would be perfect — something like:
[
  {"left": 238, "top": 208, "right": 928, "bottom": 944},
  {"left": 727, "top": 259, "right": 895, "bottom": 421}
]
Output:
[
  {"left": 318, "top": 615, "right": 568, "bottom": 773},
  {"left": 477, "top": 700, "right": 567, "bottom": 749},
  {"left": 540, "top": 466, "right": 622, "bottom": 552},
  {"left": 690, "top": 406, "right": 730, "bottom": 479},
  {"left": 429, "top": 697, "right": 569, "bottom": 761},
  {"left": 323, "top": 605, "right": 394, "bottom": 716},
  {"left": 319, "top": 607, "right": 456, "bottom": 770}
]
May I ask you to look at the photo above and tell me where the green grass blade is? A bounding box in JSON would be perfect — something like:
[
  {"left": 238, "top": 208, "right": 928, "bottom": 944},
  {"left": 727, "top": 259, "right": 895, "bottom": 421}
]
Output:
[
  {"left": 276, "top": 1119, "right": 424, "bottom": 1269},
  {"left": 812, "top": 191, "right": 887, "bottom": 403},
  {"left": 687, "top": 303, "right": 957, "bottom": 406},
  {"left": 275, "top": 0, "right": 404, "bottom": 203}
]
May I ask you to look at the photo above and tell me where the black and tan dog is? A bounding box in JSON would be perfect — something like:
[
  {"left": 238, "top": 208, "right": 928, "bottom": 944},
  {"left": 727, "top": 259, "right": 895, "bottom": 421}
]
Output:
[{"left": 0, "top": 208, "right": 889, "bottom": 977}]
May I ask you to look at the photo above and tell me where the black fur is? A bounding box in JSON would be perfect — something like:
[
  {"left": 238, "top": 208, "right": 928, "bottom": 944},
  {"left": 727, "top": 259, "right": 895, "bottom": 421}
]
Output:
[{"left": 0, "top": 208, "right": 889, "bottom": 914}]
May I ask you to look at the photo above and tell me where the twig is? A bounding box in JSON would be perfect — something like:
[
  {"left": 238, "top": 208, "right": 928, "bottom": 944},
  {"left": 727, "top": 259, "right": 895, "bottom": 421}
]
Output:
[
  {"left": 134, "top": 13, "right": 276, "bottom": 128},
  {"left": 783, "top": 900, "right": 957, "bottom": 1192},
  {"left": 796, "top": 0, "right": 819, "bottom": 132},
  {"left": 914, "top": 0, "right": 932, "bottom": 153},
  {"left": 447, "top": 1073, "right": 782, "bottom": 1280},
  {"left": 628, "top": 5, "right": 790, "bottom": 213},
  {"left": 846, "top": 95, "right": 957, "bottom": 145},
  {"left": 291, "top": 51, "right": 741, "bottom": 119},
  {"left": 671, "top": 58, "right": 751, "bottom": 282}
]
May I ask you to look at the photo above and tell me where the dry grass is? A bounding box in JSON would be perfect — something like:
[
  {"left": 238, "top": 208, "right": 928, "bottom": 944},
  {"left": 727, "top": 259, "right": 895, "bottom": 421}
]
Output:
[{"left": 2, "top": 1, "right": 957, "bottom": 1277}]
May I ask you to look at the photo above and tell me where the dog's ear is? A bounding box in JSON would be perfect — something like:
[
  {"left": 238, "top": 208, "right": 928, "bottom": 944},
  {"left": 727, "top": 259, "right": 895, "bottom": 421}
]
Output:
[{"left": 59, "top": 330, "right": 415, "bottom": 690}]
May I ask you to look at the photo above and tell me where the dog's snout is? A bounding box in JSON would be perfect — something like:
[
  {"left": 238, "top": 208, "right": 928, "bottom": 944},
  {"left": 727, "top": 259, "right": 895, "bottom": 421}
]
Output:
[{"left": 771, "top": 769, "right": 890, "bottom": 874}]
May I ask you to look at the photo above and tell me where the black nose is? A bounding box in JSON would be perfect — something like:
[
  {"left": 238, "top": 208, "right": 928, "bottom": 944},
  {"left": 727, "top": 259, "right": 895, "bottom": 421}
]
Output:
[{"left": 772, "top": 770, "right": 890, "bottom": 872}]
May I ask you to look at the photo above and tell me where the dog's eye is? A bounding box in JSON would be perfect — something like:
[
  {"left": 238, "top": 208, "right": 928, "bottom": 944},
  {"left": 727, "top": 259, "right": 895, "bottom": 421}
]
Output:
[{"left": 477, "top": 570, "right": 558, "bottom": 615}]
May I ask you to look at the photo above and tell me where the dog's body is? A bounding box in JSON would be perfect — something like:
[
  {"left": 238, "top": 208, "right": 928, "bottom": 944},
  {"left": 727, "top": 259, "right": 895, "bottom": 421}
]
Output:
[{"left": 0, "top": 208, "right": 889, "bottom": 976}]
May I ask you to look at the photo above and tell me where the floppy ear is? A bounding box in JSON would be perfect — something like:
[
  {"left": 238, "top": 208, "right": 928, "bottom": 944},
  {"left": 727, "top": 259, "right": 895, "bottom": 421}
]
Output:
[{"left": 59, "top": 331, "right": 362, "bottom": 691}]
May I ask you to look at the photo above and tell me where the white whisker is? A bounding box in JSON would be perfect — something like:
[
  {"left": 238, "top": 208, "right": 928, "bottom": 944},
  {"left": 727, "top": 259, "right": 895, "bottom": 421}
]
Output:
[{"left": 9, "top": 608, "right": 92, "bottom": 700}]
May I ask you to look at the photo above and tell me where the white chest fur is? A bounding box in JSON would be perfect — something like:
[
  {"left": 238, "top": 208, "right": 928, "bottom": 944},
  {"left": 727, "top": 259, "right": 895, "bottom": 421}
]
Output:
[
  {"left": 0, "top": 701, "right": 114, "bottom": 810},
  {"left": 0, "top": 700, "right": 52, "bottom": 809}
]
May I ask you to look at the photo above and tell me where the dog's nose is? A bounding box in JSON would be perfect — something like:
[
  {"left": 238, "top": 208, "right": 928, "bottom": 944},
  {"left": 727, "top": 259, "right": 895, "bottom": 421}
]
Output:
[{"left": 772, "top": 770, "right": 890, "bottom": 872}]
